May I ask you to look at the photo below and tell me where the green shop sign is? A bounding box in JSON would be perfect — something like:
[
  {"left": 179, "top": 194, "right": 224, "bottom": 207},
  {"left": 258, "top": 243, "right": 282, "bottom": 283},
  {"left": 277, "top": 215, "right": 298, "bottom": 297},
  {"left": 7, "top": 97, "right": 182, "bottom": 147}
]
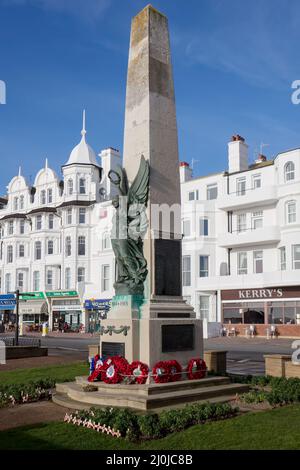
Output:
[
  {"left": 20, "top": 292, "right": 45, "bottom": 300},
  {"left": 46, "top": 290, "right": 78, "bottom": 298}
]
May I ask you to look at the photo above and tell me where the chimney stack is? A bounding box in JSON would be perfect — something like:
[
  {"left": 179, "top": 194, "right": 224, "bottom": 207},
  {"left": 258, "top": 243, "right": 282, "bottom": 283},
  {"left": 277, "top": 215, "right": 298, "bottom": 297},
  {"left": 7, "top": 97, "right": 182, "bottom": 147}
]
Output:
[
  {"left": 228, "top": 134, "right": 248, "bottom": 173},
  {"left": 255, "top": 154, "right": 267, "bottom": 164},
  {"left": 179, "top": 161, "right": 193, "bottom": 183}
]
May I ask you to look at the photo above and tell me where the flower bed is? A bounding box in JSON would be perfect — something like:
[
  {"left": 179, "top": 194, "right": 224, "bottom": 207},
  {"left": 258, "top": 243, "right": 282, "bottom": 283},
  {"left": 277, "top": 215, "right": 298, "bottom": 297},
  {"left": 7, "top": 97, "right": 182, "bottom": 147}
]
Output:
[
  {"left": 0, "top": 378, "right": 55, "bottom": 408},
  {"left": 64, "top": 401, "right": 238, "bottom": 441},
  {"left": 233, "top": 375, "right": 300, "bottom": 407}
]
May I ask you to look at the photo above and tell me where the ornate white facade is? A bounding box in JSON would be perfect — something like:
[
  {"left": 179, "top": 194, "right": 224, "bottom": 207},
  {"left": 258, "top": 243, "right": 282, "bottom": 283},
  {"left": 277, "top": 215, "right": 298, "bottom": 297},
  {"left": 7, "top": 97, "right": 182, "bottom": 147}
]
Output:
[{"left": 1, "top": 126, "right": 300, "bottom": 336}]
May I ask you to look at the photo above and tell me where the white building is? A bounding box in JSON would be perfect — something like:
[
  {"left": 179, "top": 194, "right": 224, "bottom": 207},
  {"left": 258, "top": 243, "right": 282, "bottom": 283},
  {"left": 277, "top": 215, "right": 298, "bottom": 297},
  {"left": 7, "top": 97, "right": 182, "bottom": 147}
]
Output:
[
  {"left": 0, "top": 113, "right": 118, "bottom": 333},
  {"left": 181, "top": 135, "right": 300, "bottom": 338},
  {"left": 1, "top": 124, "right": 300, "bottom": 337}
]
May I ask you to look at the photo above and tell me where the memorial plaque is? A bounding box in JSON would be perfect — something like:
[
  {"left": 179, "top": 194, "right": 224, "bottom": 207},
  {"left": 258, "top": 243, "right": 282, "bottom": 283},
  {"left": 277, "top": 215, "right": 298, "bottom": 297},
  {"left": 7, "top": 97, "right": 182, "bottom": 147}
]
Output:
[
  {"left": 102, "top": 342, "right": 125, "bottom": 358},
  {"left": 161, "top": 324, "right": 194, "bottom": 352},
  {"left": 155, "top": 239, "right": 182, "bottom": 296}
]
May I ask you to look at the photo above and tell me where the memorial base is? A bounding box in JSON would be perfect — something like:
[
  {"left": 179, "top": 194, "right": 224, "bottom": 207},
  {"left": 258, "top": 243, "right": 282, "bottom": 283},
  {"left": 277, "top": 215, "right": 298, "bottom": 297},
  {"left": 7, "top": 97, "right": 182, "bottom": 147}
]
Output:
[{"left": 100, "top": 295, "right": 203, "bottom": 368}]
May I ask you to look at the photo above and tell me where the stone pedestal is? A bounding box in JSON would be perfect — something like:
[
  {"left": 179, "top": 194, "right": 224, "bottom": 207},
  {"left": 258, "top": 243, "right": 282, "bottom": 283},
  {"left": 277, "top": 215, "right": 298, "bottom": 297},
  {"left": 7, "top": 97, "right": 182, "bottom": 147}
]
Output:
[{"left": 100, "top": 295, "right": 203, "bottom": 368}]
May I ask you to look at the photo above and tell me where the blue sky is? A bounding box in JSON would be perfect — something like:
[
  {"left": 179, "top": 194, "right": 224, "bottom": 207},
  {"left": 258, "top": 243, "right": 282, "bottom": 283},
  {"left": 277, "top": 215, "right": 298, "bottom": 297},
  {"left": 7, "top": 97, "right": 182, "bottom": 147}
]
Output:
[{"left": 1, "top": 0, "right": 300, "bottom": 191}]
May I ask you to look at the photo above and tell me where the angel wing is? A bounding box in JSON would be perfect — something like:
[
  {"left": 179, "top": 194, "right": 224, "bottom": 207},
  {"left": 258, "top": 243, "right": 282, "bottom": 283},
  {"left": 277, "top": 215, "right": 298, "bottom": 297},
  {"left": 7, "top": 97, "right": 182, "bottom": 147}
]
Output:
[{"left": 128, "top": 155, "right": 150, "bottom": 206}]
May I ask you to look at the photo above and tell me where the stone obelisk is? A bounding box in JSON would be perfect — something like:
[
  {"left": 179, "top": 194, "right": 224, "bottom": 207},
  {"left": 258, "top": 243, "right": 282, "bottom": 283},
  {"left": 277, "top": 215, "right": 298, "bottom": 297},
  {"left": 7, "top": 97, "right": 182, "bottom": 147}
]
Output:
[
  {"left": 123, "top": 4, "right": 182, "bottom": 298},
  {"left": 100, "top": 5, "right": 203, "bottom": 367}
]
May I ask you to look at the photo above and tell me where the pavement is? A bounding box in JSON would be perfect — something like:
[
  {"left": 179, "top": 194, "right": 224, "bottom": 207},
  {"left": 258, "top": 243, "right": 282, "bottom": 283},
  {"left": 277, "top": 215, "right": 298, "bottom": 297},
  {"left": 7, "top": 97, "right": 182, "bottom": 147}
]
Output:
[{"left": 0, "top": 401, "right": 68, "bottom": 431}]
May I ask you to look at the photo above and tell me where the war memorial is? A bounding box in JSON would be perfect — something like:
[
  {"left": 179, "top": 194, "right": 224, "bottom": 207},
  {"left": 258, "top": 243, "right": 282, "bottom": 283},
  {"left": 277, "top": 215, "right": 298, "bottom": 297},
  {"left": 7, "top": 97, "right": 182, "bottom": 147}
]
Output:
[{"left": 53, "top": 5, "right": 248, "bottom": 411}]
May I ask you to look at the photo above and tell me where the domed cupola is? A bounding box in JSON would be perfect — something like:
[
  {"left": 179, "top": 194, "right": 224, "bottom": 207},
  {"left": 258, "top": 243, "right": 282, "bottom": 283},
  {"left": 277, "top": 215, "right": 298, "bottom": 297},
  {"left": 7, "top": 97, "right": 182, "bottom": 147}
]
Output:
[{"left": 65, "top": 110, "right": 98, "bottom": 166}]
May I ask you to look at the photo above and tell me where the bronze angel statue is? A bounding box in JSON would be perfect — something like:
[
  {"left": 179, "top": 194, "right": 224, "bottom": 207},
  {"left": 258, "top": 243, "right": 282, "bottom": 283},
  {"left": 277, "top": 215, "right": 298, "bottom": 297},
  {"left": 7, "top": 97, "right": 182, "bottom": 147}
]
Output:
[{"left": 108, "top": 156, "right": 150, "bottom": 295}]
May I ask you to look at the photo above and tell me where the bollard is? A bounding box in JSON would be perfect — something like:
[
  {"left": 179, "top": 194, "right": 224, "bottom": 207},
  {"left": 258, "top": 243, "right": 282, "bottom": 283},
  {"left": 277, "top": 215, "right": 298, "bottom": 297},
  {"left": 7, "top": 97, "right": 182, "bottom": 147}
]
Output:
[{"left": 42, "top": 322, "right": 49, "bottom": 337}]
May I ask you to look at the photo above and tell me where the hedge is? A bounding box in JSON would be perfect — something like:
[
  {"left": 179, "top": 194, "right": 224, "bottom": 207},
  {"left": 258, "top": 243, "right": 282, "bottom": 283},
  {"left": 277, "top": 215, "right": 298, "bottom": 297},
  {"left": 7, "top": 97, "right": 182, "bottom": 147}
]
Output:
[
  {"left": 0, "top": 378, "right": 55, "bottom": 408},
  {"left": 64, "top": 401, "right": 238, "bottom": 441}
]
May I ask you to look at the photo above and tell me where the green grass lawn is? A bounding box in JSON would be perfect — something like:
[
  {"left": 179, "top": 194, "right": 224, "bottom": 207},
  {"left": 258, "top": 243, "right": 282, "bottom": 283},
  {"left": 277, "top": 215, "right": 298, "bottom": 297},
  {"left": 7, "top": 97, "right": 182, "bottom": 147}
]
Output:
[
  {"left": 1, "top": 405, "right": 300, "bottom": 450},
  {"left": 0, "top": 362, "right": 88, "bottom": 386}
]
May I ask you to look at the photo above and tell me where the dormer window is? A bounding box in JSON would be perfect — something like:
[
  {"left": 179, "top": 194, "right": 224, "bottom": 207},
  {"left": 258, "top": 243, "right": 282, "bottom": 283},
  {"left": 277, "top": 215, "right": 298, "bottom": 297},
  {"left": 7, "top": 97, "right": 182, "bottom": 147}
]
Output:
[
  {"left": 40, "top": 190, "right": 46, "bottom": 205},
  {"left": 79, "top": 178, "right": 86, "bottom": 194},
  {"left": 68, "top": 179, "right": 73, "bottom": 196},
  {"left": 47, "top": 188, "right": 53, "bottom": 204},
  {"left": 13, "top": 197, "right": 18, "bottom": 211},
  {"left": 285, "top": 161, "right": 295, "bottom": 182},
  {"left": 20, "top": 195, "right": 24, "bottom": 209}
]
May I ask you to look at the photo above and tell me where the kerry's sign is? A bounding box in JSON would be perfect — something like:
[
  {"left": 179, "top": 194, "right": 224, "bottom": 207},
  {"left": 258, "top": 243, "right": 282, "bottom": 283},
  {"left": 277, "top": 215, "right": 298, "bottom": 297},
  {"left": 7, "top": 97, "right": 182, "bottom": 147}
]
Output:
[
  {"left": 239, "top": 288, "right": 283, "bottom": 299},
  {"left": 221, "top": 286, "right": 300, "bottom": 301}
]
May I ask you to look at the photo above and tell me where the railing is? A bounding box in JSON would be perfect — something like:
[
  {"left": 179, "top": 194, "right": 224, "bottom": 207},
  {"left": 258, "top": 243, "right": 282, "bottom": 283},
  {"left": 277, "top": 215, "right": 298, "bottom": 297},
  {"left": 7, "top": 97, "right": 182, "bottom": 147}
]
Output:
[{"left": 1, "top": 336, "right": 41, "bottom": 347}]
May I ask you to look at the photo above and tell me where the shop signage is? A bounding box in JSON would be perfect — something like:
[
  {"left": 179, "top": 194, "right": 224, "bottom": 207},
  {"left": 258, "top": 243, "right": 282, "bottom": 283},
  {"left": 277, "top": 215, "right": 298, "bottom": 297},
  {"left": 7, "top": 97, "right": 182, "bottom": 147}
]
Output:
[
  {"left": 46, "top": 291, "right": 78, "bottom": 298},
  {"left": 222, "top": 286, "right": 300, "bottom": 301},
  {"left": 238, "top": 289, "right": 283, "bottom": 299},
  {"left": 84, "top": 299, "right": 111, "bottom": 310},
  {"left": 20, "top": 292, "right": 45, "bottom": 300},
  {"left": 52, "top": 305, "right": 82, "bottom": 312},
  {"left": 0, "top": 294, "right": 16, "bottom": 310}
]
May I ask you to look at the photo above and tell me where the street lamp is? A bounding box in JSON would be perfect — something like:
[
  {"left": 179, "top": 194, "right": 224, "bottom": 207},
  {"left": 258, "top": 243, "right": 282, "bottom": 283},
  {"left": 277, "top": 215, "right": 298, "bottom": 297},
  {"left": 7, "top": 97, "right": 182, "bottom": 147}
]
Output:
[{"left": 14, "top": 290, "right": 37, "bottom": 346}]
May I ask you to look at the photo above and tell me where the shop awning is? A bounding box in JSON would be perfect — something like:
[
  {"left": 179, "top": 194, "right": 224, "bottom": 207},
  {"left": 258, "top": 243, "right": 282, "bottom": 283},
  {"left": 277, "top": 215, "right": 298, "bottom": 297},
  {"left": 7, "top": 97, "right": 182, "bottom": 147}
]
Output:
[{"left": 20, "top": 301, "right": 48, "bottom": 315}]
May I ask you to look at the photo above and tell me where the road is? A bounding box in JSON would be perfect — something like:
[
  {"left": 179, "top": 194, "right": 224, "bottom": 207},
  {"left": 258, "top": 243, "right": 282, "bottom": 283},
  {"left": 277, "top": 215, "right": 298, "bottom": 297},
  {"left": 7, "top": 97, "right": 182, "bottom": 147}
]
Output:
[
  {"left": 1, "top": 333, "right": 297, "bottom": 375},
  {"left": 205, "top": 337, "right": 296, "bottom": 375},
  {"left": 36, "top": 334, "right": 99, "bottom": 361},
  {"left": 41, "top": 335, "right": 297, "bottom": 375}
]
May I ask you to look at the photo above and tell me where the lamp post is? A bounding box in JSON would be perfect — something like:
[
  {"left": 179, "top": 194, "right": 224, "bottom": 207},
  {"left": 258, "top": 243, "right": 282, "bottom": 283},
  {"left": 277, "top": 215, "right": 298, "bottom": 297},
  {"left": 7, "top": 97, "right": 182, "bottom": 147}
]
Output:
[
  {"left": 14, "top": 291, "right": 38, "bottom": 346},
  {"left": 14, "top": 289, "right": 20, "bottom": 346}
]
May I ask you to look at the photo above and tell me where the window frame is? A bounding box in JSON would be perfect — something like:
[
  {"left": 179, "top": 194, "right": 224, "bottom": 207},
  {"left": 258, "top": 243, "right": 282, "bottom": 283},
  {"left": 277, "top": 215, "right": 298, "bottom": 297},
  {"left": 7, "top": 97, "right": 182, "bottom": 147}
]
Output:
[
  {"left": 280, "top": 247, "right": 286, "bottom": 271},
  {"left": 236, "top": 177, "right": 246, "bottom": 196},
  {"left": 285, "top": 161, "right": 295, "bottom": 182},
  {"left": 292, "top": 244, "right": 300, "bottom": 270},
  {"left": 34, "top": 241, "right": 42, "bottom": 260},
  {"left": 237, "top": 251, "right": 248, "bottom": 275},
  {"left": 199, "top": 217, "right": 209, "bottom": 236},
  {"left": 78, "top": 236, "right": 86, "bottom": 256},
  {"left": 206, "top": 184, "right": 218, "bottom": 200},
  {"left": 199, "top": 255, "right": 209, "bottom": 278},
  {"left": 253, "top": 250, "right": 263, "bottom": 274},
  {"left": 182, "top": 255, "right": 191, "bottom": 286},
  {"left": 286, "top": 200, "right": 296, "bottom": 224},
  {"left": 101, "top": 264, "right": 110, "bottom": 292}
]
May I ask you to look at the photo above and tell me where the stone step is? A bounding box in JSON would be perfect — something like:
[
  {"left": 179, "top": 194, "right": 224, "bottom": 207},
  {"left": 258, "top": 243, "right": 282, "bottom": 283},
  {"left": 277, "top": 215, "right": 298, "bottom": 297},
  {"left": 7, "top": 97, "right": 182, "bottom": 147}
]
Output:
[
  {"left": 75, "top": 375, "right": 231, "bottom": 396},
  {"left": 56, "top": 382, "right": 72, "bottom": 394},
  {"left": 53, "top": 391, "right": 238, "bottom": 413},
  {"left": 52, "top": 392, "right": 92, "bottom": 410},
  {"left": 59, "top": 381, "right": 249, "bottom": 411}
]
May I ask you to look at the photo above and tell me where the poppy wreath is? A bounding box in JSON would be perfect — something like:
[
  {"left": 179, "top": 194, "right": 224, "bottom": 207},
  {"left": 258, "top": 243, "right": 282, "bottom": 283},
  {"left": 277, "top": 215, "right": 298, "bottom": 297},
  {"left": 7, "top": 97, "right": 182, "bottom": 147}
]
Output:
[
  {"left": 88, "top": 355, "right": 104, "bottom": 382},
  {"left": 128, "top": 361, "right": 149, "bottom": 384},
  {"left": 186, "top": 358, "right": 207, "bottom": 380},
  {"left": 168, "top": 360, "right": 182, "bottom": 382},
  {"left": 101, "top": 356, "right": 129, "bottom": 384},
  {"left": 152, "top": 361, "right": 172, "bottom": 384}
]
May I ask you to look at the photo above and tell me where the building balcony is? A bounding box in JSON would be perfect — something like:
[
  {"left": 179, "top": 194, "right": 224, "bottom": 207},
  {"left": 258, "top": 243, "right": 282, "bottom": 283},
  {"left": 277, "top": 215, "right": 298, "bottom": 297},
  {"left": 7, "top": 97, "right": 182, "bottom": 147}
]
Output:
[
  {"left": 218, "top": 225, "right": 281, "bottom": 248},
  {"left": 217, "top": 185, "right": 278, "bottom": 211}
]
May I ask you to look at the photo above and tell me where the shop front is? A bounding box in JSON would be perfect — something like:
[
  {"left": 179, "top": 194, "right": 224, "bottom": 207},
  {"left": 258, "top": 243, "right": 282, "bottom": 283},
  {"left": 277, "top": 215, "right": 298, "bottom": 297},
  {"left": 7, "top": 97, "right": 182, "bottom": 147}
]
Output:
[
  {"left": 19, "top": 292, "right": 48, "bottom": 332},
  {"left": 84, "top": 298, "right": 111, "bottom": 333},
  {"left": 0, "top": 294, "right": 16, "bottom": 331},
  {"left": 221, "top": 286, "right": 300, "bottom": 337},
  {"left": 47, "top": 290, "right": 82, "bottom": 332}
]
